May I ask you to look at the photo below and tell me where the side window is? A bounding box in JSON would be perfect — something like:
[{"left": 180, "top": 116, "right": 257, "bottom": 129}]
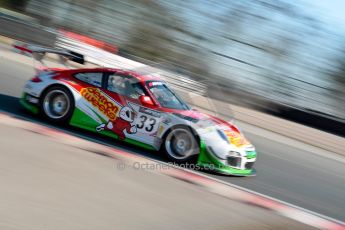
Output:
[
  {"left": 107, "top": 73, "right": 147, "bottom": 99},
  {"left": 75, "top": 72, "right": 103, "bottom": 87},
  {"left": 107, "top": 74, "right": 125, "bottom": 94}
]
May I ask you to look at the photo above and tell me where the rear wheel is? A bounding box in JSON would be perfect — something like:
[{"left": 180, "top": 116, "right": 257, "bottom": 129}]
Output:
[
  {"left": 163, "top": 127, "right": 199, "bottom": 163},
  {"left": 40, "top": 86, "right": 74, "bottom": 123}
]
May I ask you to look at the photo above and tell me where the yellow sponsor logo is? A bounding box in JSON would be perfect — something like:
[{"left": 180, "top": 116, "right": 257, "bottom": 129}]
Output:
[
  {"left": 81, "top": 87, "right": 119, "bottom": 121},
  {"left": 223, "top": 130, "right": 250, "bottom": 147}
]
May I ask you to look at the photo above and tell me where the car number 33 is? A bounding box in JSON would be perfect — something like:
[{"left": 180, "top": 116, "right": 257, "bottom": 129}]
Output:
[{"left": 135, "top": 114, "right": 158, "bottom": 133}]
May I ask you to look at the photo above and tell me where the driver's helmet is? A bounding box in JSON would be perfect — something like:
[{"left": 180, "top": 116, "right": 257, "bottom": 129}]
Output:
[
  {"left": 152, "top": 88, "right": 167, "bottom": 104},
  {"left": 110, "top": 76, "right": 125, "bottom": 93}
]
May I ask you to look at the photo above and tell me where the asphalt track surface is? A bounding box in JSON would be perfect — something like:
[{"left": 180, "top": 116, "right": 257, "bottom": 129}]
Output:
[
  {"left": 0, "top": 47, "right": 344, "bottom": 222},
  {"left": 1, "top": 114, "right": 320, "bottom": 230}
]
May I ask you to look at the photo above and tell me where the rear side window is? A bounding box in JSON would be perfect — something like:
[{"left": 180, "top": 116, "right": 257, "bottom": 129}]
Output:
[
  {"left": 107, "top": 73, "right": 147, "bottom": 99},
  {"left": 75, "top": 72, "right": 103, "bottom": 87}
]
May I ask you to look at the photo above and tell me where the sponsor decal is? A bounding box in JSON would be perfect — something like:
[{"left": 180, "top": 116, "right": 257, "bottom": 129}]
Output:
[
  {"left": 81, "top": 87, "right": 119, "bottom": 121},
  {"left": 223, "top": 130, "right": 250, "bottom": 147},
  {"left": 162, "top": 116, "right": 171, "bottom": 125},
  {"left": 96, "top": 105, "right": 137, "bottom": 140},
  {"left": 139, "top": 107, "right": 161, "bottom": 118},
  {"left": 148, "top": 81, "right": 163, "bottom": 87},
  {"left": 80, "top": 88, "right": 161, "bottom": 141},
  {"left": 157, "top": 124, "right": 165, "bottom": 136}
]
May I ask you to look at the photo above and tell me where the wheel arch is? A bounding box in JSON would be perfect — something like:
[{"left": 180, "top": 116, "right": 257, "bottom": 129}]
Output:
[
  {"left": 39, "top": 83, "right": 75, "bottom": 105},
  {"left": 39, "top": 83, "right": 76, "bottom": 123},
  {"left": 159, "top": 124, "right": 201, "bottom": 150}
]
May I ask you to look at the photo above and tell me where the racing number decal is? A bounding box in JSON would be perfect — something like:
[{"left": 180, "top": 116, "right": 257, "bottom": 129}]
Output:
[
  {"left": 136, "top": 115, "right": 157, "bottom": 132},
  {"left": 136, "top": 115, "right": 146, "bottom": 129},
  {"left": 146, "top": 117, "right": 157, "bottom": 132}
]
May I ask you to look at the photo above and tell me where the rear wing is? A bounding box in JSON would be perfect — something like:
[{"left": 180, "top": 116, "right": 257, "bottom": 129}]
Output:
[{"left": 13, "top": 43, "right": 85, "bottom": 70}]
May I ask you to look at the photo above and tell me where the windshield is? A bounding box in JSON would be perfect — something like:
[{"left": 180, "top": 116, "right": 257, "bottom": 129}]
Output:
[{"left": 147, "top": 81, "right": 189, "bottom": 110}]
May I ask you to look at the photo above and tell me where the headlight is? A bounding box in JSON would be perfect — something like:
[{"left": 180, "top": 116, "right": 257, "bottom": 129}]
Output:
[{"left": 216, "top": 129, "right": 229, "bottom": 144}]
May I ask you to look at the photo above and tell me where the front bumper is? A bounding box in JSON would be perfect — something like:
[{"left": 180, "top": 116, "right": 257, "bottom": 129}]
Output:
[{"left": 197, "top": 140, "right": 256, "bottom": 176}]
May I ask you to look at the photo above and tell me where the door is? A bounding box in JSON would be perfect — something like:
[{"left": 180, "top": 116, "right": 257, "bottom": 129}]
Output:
[
  {"left": 101, "top": 72, "right": 163, "bottom": 146},
  {"left": 72, "top": 71, "right": 114, "bottom": 129}
]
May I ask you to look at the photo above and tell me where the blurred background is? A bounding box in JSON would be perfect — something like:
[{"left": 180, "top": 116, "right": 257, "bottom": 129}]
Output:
[{"left": 1, "top": 0, "right": 345, "bottom": 135}]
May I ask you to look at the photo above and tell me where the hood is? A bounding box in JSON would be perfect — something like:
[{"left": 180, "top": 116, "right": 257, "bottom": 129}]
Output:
[
  {"left": 173, "top": 109, "right": 239, "bottom": 132},
  {"left": 173, "top": 108, "right": 250, "bottom": 148}
]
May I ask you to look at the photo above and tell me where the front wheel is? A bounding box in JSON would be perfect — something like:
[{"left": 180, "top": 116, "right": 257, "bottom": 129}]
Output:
[
  {"left": 163, "top": 127, "right": 199, "bottom": 163},
  {"left": 40, "top": 86, "right": 74, "bottom": 123}
]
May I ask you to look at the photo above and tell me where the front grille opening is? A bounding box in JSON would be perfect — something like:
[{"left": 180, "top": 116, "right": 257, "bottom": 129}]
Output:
[
  {"left": 245, "top": 162, "right": 254, "bottom": 169},
  {"left": 227, "top": 156, "right": 241, "bottom": 167}
]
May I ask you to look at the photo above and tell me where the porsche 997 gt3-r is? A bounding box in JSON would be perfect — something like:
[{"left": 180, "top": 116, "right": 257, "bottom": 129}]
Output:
[{"left": 19, "top": 46, "right": 257, "bottom": 176}]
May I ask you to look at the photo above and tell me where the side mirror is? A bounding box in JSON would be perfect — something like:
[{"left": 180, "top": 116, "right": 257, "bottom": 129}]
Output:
[{"left": 139, "top": 95, "right": 155, "bottom": 106}]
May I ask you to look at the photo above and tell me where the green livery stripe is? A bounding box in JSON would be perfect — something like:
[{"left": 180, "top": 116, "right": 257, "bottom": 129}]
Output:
[
  {"left": 70, "top": 107, "right": 155, "bottom": 151},
  {"left": 89, "top": 106, "right": 107, "bottom": 123},
  {"left": 246, "top": 151, "right": 257, "bottom": 159},
  {"left": 70, "top": 107, "right": 100, "bottom": 128}
]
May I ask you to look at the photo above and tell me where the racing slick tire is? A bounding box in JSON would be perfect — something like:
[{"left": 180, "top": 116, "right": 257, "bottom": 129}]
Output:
[
  {"left": 40, "top": 86, "right": 74, "bottom": 123},
  {"left": 163, "top": 126, "right": 200, "bottom": 163}
]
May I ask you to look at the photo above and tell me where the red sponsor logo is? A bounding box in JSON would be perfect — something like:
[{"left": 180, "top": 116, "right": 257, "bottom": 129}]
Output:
[{"left": 81, "top": 87, "right": 119, "bottom": 121}]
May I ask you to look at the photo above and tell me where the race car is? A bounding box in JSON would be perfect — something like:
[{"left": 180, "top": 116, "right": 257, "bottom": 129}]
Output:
[{"left": 19, "top": 46, "right": 257, "bottom": 176}]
